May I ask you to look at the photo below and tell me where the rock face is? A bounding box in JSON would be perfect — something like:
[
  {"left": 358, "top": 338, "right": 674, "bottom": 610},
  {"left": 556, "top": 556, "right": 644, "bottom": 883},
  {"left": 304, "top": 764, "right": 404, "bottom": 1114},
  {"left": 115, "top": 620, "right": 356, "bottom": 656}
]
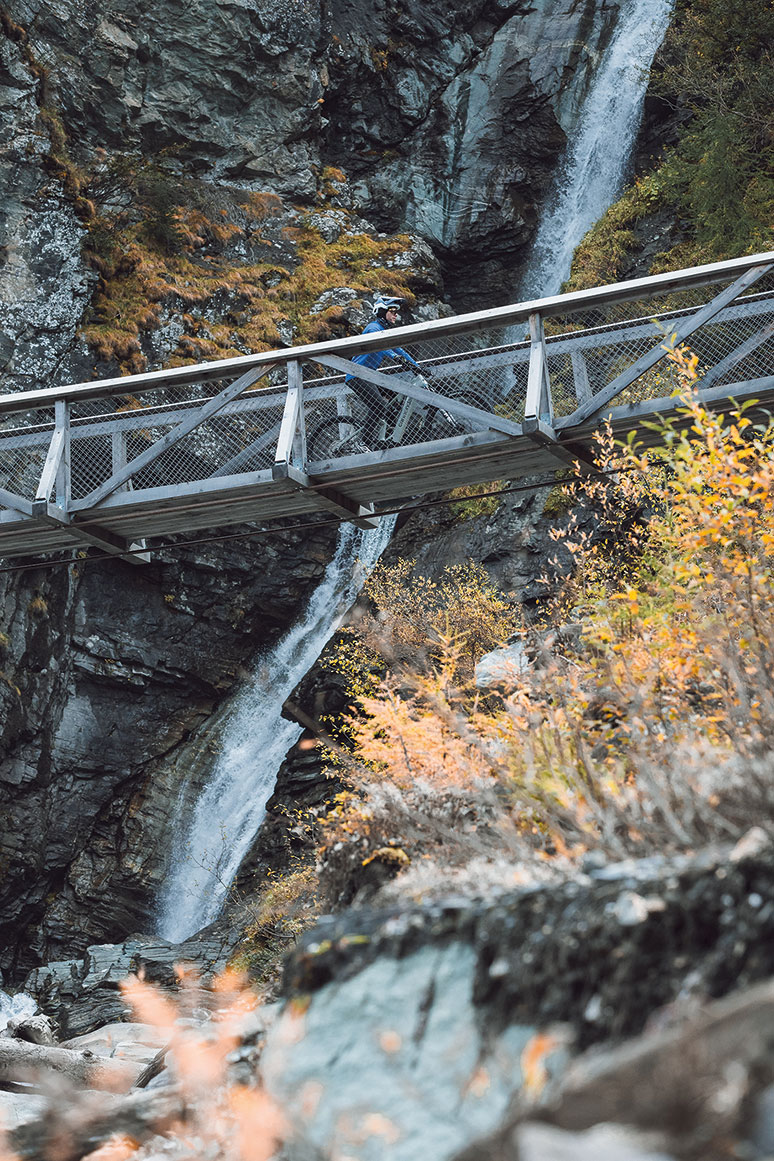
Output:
[
  {"left": 0, "top": 0, "right": 665, "bottom": 982},
  {"left": 322, "top": 0, "right": 620, "bottom": 306},
  {"left": 263, "top": 837, "right": 774, "bottom": 1160},
  {"left": 0, "top": 523, "right": 339, "bottom": 979},
  {"left": 0, "top": 25, "right": 95, "bottom": 394},
  {"left": 3, "top": 0, "right": 624, "bottom": 309}
]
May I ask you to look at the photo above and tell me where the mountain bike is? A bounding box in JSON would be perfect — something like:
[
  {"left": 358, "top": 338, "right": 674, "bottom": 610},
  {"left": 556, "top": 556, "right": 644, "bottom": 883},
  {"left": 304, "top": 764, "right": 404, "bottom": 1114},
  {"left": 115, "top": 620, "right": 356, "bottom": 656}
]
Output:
[{"left": 306, "top": 374, "right": 474, "bottom": 460}]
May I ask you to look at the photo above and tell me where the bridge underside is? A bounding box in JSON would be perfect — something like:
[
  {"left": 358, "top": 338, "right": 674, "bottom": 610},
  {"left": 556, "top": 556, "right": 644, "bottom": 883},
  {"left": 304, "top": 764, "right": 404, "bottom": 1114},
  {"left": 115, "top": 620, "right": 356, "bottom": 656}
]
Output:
[{"left": 0, "top": 251, "right": 772, "bottom": 564}]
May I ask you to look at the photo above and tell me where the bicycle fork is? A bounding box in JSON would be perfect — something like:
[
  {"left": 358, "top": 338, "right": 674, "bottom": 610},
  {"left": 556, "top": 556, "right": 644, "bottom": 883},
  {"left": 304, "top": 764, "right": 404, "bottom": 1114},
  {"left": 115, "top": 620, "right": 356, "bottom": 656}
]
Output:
[{"left": 390, "top": 396, "right": 421, "bottom": 443}]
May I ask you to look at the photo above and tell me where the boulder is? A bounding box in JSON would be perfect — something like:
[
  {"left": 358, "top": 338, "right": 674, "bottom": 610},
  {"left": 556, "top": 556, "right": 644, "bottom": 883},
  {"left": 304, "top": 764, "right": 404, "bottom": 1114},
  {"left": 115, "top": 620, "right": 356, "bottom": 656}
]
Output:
[
  {"left": 0, "top": 1091, "right": 47, "bottom": 1132},
  {"left": 23, "top": 930, "right": 237, "bottom": 1038},
  {"left": 263, "top": 836, "right": 774, "bottom": 1160},
  {"left": 4, "top": 1014, "right": 57, "bottom": 1045},
  {"left": 61, "top": 1021, "right": 167, "bottom": 1065}
]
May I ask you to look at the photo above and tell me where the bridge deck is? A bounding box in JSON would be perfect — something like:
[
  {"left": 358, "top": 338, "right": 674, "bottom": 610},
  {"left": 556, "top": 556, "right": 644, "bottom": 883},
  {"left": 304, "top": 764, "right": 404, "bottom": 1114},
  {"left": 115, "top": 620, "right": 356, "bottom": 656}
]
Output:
[{"left": 1, "top": 251, "right": 772, "bottom": 562}]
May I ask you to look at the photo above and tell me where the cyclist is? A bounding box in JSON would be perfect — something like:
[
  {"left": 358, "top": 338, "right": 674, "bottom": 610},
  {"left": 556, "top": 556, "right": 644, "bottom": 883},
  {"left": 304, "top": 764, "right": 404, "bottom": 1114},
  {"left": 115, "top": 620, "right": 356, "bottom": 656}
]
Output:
[{"left": 345, "top": 296, "right": 426, "bottom": 449}]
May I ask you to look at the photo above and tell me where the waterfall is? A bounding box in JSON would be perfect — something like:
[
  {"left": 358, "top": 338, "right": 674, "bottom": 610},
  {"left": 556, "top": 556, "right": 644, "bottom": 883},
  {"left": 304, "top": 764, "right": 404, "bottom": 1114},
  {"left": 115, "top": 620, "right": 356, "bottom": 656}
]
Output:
[
  {"left": 158, "top": 515, "right": 397, "bottom": 943},
  {"left": 521, "top": 0, "right": 674, "bottom": 299}
]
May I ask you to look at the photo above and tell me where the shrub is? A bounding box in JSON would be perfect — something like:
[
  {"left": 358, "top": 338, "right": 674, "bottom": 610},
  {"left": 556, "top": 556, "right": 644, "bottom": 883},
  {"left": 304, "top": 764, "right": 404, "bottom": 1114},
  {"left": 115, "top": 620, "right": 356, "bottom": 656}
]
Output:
[
  {"left": 360, "top": 558, "right": 520, "bottom": 681},
  {"left": 315, "top": 354, "right": 774, "bottom": 902}
]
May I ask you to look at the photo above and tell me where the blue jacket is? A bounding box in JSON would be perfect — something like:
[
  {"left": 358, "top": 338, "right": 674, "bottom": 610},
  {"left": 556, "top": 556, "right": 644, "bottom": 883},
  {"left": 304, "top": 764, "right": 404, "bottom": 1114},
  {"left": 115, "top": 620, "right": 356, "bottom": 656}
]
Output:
[{"left": 345, "top": 318, "right": 419, "bottom": 381}]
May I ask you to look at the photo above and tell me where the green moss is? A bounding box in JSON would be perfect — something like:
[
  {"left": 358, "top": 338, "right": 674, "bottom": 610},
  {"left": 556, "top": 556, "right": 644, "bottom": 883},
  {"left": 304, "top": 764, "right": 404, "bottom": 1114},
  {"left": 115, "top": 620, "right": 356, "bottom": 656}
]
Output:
[
  {"left": 564, "top": 170, "right": 672, "bottom": 292},
  {"left": 446, "top": 482, "right": 504, "bottom": 521}
]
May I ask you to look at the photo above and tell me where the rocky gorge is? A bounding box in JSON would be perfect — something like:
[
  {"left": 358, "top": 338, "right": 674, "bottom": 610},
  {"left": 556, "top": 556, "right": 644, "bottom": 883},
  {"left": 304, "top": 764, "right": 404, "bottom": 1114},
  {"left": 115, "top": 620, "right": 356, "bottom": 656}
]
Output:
[
  {"left": 3, "top": 0, "right": 774, "bottom": 1155},
  {"left": 0, "top": 0, "right": 667, "bottom": 983}
]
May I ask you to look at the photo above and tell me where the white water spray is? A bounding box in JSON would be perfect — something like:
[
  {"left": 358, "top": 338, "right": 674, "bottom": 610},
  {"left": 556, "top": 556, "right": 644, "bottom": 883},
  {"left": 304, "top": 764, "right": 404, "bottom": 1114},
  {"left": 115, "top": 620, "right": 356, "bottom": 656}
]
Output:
[
  {"left": 521, "top": 0, "right": 674, "bottom": 299},
  {"left": 158, "top": 516, "right": 397, "bottom": 942}
]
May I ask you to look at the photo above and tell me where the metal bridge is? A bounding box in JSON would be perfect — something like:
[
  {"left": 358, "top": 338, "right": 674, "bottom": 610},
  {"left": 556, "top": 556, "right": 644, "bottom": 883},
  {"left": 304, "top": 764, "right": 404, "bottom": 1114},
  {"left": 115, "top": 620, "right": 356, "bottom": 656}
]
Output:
[{"left": 1, "top": 251, "right": 773, "bottom": 563}]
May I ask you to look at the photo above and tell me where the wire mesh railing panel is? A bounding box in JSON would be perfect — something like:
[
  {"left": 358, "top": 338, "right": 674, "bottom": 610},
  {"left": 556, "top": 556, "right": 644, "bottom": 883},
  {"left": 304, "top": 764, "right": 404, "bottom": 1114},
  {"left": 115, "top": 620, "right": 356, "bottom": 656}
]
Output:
[
  {"left": 688, "top": 295, "right": 774, "bottom": 390},
  {"left": 545, "top": 271, "right": 774, "bottom": 417},
  {"left": 67, "top": 378, "right": 291, "bottom": 501},
  {"left": 69, "top": 383, "right": 229, "bottom": 500},
  {"left": 70, "top": 427, "right": 116, "bottom": 501},
  {"left": 409, "top": 325, "right": 531, "bottom": 422},
  {"left": 303, "top": 326, "right": 530, "bottom": 461},
  {"left": 69, "top": 382, "right": 215, "bottom": 424},
  {"left": 603, "top": 289, "right": 774, "bottom": 411},
  {"left": 0, "top": 409, "right": 55, "bottom": 504},
  {"left": 126, "top": 397, "right": 287, "bottom": 491}
]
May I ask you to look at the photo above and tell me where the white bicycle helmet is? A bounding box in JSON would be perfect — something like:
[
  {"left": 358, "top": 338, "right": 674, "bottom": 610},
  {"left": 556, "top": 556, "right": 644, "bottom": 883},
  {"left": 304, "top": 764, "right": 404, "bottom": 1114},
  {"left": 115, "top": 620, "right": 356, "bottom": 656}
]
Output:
[{"left": 372, "top": 295, "right": 404, "bottom": 321}]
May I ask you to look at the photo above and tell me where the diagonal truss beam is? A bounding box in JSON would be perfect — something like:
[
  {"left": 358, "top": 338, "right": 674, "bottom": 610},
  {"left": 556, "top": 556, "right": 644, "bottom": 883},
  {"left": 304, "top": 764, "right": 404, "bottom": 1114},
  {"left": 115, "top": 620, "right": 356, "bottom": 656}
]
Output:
[
  {"left": 72, "top": 363, "right": 277, "bottom": 511},
  {"left": 562, "top": 261, "right": 774, "bottom": 428},
  {"left": 315, "top": 353, "right": 522, "bottom": 436},
  {"left": 0, "top": 488, "right": 34, "bottom": 519}
]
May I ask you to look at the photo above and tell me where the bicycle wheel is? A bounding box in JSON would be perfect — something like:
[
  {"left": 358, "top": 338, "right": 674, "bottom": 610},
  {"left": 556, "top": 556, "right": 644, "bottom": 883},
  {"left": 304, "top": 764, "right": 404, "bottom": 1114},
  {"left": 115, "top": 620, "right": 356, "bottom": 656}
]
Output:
[{"left": 307, "top": 399, "right": 374, "bottom": 459}]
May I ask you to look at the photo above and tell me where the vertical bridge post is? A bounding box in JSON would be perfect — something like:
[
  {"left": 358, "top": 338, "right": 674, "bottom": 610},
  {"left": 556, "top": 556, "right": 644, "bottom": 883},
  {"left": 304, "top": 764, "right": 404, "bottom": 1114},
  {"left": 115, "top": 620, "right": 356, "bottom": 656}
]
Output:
[
  {"left": 524, "top": 311, "right": 553, "bottom": 429},
  {"left": 55, "top": 401, "right": 71, "bottom": 513},
  {"left": 273, "top": 360, "right": 379, "bottom": 528},
  {"left": 273, "top": 360, "right": 306, "bottom": 477},
  {"left": 523, "top": 311, "right": 598, "bottom": 473},
  {"left": 33, "top": 400, "right": 70, "bottom": 518}
]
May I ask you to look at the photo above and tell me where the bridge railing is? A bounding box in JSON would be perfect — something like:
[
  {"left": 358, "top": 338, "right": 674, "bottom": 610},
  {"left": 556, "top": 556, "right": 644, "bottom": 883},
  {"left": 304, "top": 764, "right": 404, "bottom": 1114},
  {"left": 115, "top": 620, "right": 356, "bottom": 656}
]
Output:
[
  {"left": 295, "top": 253, "right": 774, "bottom": 461},
  {"left": 0, "top": 251, "right": 773, "bottom": 526}
]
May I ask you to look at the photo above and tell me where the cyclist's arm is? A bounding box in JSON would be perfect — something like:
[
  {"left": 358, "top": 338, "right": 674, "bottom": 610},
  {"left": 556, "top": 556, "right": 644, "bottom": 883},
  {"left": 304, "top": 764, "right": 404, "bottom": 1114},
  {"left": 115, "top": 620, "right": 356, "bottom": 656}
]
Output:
[{"left": 388, "top": 345, "right": 422, "bottom": 372}]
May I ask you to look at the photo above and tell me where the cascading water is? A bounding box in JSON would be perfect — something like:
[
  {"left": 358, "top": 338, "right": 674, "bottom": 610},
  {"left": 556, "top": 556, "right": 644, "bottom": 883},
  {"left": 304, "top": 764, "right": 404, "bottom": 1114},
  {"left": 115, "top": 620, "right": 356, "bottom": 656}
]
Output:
[
  {"left": 521, "top": 0, "right": 674, "bottom": 299},
  {"left": 158, "top": 516, "right": 397, "bottom": 943}
]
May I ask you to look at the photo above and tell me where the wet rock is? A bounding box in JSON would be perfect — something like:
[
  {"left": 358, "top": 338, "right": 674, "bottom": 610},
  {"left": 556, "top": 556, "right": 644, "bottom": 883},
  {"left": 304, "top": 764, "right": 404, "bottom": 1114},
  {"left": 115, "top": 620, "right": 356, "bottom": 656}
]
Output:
[
  {"left": 263, "top": 940, "right": 569, "bottom": 1161},
  {"left": 23, "top": 929, "right": 237, "bottom": 1038}
]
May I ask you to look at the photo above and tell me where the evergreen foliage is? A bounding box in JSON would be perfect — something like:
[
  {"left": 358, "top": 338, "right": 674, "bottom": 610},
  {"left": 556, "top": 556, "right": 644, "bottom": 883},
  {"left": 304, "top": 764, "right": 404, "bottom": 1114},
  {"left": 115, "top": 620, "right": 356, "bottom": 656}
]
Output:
[{"left": 567, "top": 0, "right": 774, "bottom": 289}]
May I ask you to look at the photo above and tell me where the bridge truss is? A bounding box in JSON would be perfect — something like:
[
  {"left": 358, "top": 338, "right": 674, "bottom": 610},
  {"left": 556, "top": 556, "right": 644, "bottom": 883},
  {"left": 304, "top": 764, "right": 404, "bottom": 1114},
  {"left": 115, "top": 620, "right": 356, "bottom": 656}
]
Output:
[{"left": 1, "top": 251, "right": 773, "bottom": 562}]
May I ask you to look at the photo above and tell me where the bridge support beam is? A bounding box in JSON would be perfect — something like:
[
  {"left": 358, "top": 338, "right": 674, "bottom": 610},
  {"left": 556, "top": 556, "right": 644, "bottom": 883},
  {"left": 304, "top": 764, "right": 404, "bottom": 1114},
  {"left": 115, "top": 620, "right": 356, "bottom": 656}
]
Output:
[
  {"left": 273, "top": 462, "right": 380, "bottom": 529},
  {"left": 32, "top": 503, "right": 151, "bottom": 564}
]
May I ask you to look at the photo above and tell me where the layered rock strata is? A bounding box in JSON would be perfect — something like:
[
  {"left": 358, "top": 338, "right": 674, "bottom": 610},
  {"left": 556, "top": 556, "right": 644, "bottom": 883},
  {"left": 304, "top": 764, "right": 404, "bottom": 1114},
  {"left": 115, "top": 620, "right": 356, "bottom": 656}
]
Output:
[{"left": 0, "top": 524, "right": 338, "bottom": 979}]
